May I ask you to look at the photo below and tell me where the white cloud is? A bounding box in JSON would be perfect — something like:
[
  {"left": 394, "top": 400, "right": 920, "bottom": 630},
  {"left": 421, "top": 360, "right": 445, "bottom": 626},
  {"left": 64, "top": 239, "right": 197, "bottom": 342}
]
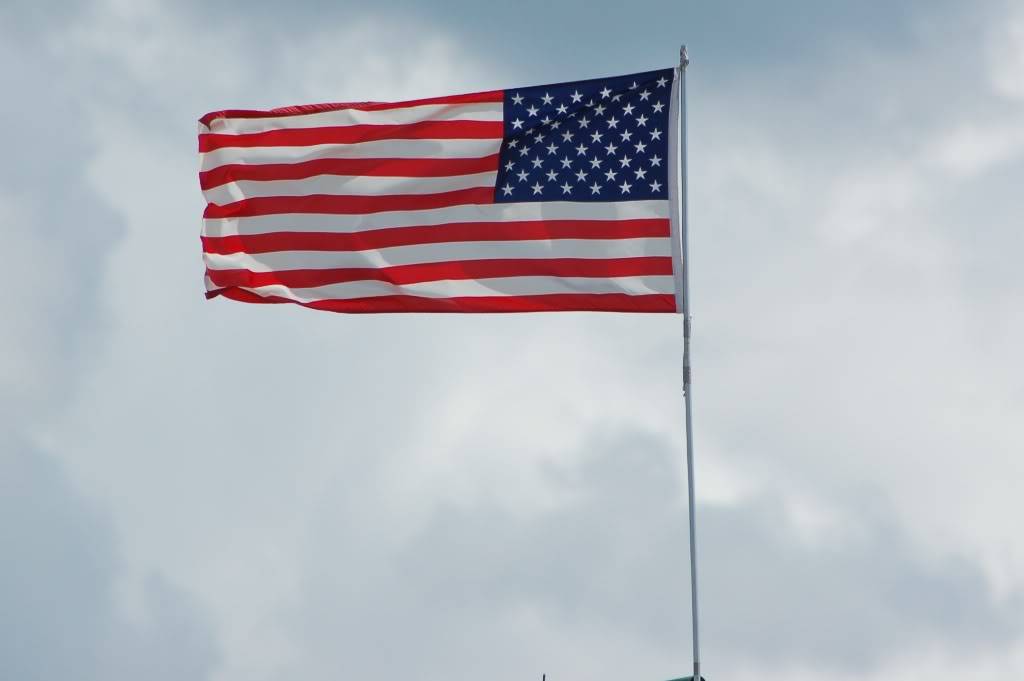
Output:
[
  {"left": 929, "top": 123, "right": 1024, "bottom": 178},
  {"left": 988, "top": 5, "right": 1024, "bottom": 100}
]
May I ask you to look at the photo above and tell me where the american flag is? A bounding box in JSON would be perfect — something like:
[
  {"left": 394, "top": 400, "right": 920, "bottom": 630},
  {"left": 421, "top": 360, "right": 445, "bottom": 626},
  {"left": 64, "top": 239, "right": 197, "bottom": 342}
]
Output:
[{"left": 199, "top": 67, "right": 682, "bottom": 313}]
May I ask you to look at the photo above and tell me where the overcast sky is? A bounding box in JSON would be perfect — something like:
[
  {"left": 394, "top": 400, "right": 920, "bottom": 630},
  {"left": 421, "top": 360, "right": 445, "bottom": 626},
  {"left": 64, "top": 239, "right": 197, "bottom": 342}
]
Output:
[{"left": 2, "top": 1, "right": 1023, "bottom": 680}]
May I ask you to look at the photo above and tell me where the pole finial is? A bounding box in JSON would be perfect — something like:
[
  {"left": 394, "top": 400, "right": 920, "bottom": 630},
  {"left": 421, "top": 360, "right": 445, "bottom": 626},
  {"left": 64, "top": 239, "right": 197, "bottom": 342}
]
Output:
[{"left": 680, "top": 44, "right": 689, "bottom": 69}]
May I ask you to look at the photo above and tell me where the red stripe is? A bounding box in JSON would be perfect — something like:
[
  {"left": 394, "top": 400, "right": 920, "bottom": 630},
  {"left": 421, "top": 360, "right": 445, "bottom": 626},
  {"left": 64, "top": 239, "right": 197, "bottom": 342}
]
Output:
[
  {"left": 208, "top": 287, "right": 677, "bottom": 313},
  {"left": 201, "top": 219, "right": 670, "bottom": 254},
  {"left": 206, "top": 257, "right": 673, "bottom": 289},
  {"left": 199, "top": 90, "right": 504, "bottom": 128},
  {"left": 199, "top": 120, "right": 502, "bottom": 152},
  {"left": 203, "top": 187, "right": 494, "bottom": 218},
  {"left": 200, "top": 155, "right": 501, "bottom": 190}
]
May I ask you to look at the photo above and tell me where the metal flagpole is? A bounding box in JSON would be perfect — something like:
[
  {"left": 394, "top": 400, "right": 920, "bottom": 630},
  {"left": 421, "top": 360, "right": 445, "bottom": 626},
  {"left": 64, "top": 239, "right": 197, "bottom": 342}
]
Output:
[{"left": 678, "top": 44, "right": 702, "bottom": 681}]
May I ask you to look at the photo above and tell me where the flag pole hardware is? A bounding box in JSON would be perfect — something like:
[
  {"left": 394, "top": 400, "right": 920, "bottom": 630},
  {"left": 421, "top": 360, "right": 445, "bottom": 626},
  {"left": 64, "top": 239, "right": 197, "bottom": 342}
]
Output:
[{"left": 677, "top": 43, "right": 703, "bottom": 681}]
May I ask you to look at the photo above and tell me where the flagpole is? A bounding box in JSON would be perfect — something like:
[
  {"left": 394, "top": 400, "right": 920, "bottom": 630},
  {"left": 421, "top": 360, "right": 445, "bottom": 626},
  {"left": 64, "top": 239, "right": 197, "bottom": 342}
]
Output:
[{"left": 678, "top": 44, "right": 702, "bottom": 681}]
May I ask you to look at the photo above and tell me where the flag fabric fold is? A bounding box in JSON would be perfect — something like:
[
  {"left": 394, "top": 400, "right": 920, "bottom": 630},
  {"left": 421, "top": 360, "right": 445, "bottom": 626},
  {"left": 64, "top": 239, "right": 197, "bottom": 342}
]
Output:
[{"left": 199, "top": 67, "right": 683, "bottom": 313}]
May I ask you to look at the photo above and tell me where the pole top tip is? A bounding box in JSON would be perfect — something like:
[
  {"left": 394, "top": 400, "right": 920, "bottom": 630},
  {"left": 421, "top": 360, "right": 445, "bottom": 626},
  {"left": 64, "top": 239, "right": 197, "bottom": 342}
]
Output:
[{"left": 680, "top": 44, "right": 689, "bottom": 68}]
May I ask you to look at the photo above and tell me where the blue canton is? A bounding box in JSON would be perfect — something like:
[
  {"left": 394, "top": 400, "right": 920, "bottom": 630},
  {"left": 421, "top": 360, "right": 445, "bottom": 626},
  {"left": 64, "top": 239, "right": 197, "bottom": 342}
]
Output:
[{"left": 495, "top": 68, "right": 673, "bottom": 203}]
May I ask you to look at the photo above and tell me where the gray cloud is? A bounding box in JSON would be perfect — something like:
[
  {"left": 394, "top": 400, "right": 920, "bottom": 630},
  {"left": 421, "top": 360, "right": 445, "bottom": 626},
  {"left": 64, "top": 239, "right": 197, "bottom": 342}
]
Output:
[
  {"left": 0, "top": 439, "right": 219, "bottom": 681},
  {"left": 0, "top": 6, "right": 221, "bottom": 679},
  {"left": 2, "top": 1, "right": 1022, "bottom": 680},
  {"left": 284, "top": 428, "right": 1021, "bottom": 680},
  {"left": 0, "top": 14, "right": 121, "bottom": 423},
  {"left": 0, "top": 437, "right": 115, "bottom": 680},
  {"left": 701, "top": 495, "right": 1023, "bottom": 672}
]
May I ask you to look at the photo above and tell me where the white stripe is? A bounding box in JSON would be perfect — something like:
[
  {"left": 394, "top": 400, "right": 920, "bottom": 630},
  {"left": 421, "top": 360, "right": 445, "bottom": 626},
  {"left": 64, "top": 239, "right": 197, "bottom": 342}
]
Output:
[
  {"left": 200, "top": 138, "right": 502, "bottom": 171},
  {"left": 220, "top": 275, "right": 676, "bottom": 301},
  {"left": 203, "top": 200, "right": 671, "bottom": 237},
  {"left": 204, "top": 237, "right": 673, "bottom": 272},
  {"left": 202, "top": 172, "right": 498, "bottom": 205},
  {"left": 205, "top": 102, "right": 504, "bottom": 134}
]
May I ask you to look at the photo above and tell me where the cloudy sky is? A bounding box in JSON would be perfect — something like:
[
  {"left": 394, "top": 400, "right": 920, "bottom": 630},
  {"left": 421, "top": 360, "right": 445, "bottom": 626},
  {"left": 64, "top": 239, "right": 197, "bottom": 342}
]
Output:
[{"left": 3, "top": 1, "right": 1023, "bottom": 679}]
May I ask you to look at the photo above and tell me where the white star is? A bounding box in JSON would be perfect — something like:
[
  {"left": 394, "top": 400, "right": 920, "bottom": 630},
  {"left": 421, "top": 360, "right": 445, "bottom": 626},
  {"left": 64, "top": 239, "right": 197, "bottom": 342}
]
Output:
[
  {"left": 575, "top": 169, "right": 587, "bottom": 182},
  {"left": 516, "top": 169, "right": 529, "bottom": 182},
  {"left": 619, "top": 180, "right": 632, "bottom": 193},
  {"left": 546, "top": 142, "right": 558, "bottom": 155},
  {"left": 638, "top": 89, "right": 651, "bottom": 101},
  {"left": 634, "top": 167, "right": 648, "bottom": 180},
  {"left": 650, "top": 154, "right": 662, "bottom": 167},
  {"left": 511, "top": 118, "right": 524, "bottom": 130},
  {"left": 620, "top": 130, "right": 633, "bottom": 142},
  {"left": 656, "top": 76, "right": 668, "bottom": 88},
  {"left": 575, "top": 143, "right": 588, "bottom": 156},
  {"left": 501, "top": 183, "right": 514, "bottom": 196},
  {"left": 546, "top": 169, "right": 558, "bottom": 182},
  {"left": 561, "top": 181, "right": 573, "bottom": 194},
  {"left": 562, "top": 130, "right": 575, "bottom": 142},
  {"left": 519, "top": 146, "right": 530, "bottom": 157},
  {"left": 533, "top": 132, "right": 545, "bottom": 143},
  {"left": 590, "top": 130, "right": 604, "bottom": 143},
  {"left": 560, "top": 156, "right": 573, "bottom": 169},
  {"left": 556, "top": 103, "right": 568, "bottom": 114},
  {"left": 550, "top": 120, "right": 561, "bottom": 130},
  {"left": 604, "top": 168, "right": 618, "bottom": 181},
  {"left": 586, "top": 99, "right": 594, "bottom": 107},
  {"left": 508, "top": 138, "right": 519, "bottom": 148},
  {"left": 531, "top": 156, "right": 544, "bottom": 169},
  {"left": 504, "top": 160, "right": 514, "bottom": 171},
  {"left": 622, "top": 103, "right": 635, "bottom": 116},
  {"left": 605, "top": 142, "right": 618, "bottom": 155},
  {"left": 511, "top": 92, "right": 524, "bottom": 105},
  {"left": 540, "top": 115, "right": 552, "bottom": 126},
  {"left": 541, "top": 92, "right": 554, "bottom": 105},
  {"left": 650, "top": 180, "right": 662, "bottom": 192},
  {"left": 652, "top": 101, "right": 665, "bottom": 113},
  {"left": 532, "top": 181, "right": 544, "bottom": 195},
  {"left": 599, "top": 86, "right": 612, "bottom": 99},
  {"left": 636, "top": 114, "right": 649, "bottom": 127},
  {"left": 619, "top": 155, "right": 632, "bottom": 168},
  {"left": 589, "top": 157, "right": 603, "bottom": 169},
  {"left": 526, "top": 104, "right": 539, "bottom": 117},
  {"left": 570, "top": 90, "right": 583, "bottom": 103},
  {"left": 650, "top": 128, "right": 662, "bottom": 141},
  {"left": 634, "top": 140, "right": 647, "bottom": 153},
  {"left": 629, "top": 80, "right": 638, "bottom": 89},
  {"left": 590, "top": 182, "right": 602, "bottom": 194},
  {"left": 611, "top": 94, "right": 622, "bottom": 102},
  {"left": 593, "top": 104, "right": 606, "bottom": 116},
  {"left": 578, "top": 116, "right": 590, "bottom": 128},
  {"left": 606, "top": 116, "right": 619, "bottom": 129}
]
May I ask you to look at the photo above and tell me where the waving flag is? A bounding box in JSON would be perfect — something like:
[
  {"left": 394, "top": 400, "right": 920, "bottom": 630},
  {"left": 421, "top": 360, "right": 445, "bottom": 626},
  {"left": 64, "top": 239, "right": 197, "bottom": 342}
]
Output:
[{"left": 199, "top": 68, "right": 682, "bottom": 313}]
